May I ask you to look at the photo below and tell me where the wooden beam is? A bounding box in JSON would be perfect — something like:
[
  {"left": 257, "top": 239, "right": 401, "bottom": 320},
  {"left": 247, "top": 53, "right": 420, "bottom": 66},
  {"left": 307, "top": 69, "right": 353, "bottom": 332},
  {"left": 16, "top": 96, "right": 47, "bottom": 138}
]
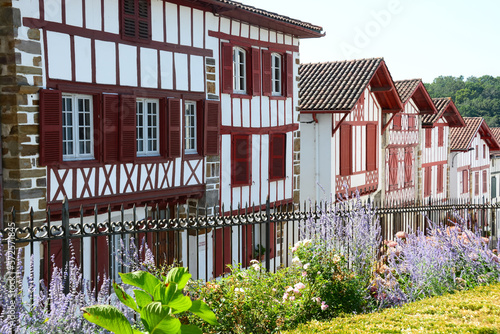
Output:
[{"left": 371, "top": 86, "right": 392, "bottom": 92}]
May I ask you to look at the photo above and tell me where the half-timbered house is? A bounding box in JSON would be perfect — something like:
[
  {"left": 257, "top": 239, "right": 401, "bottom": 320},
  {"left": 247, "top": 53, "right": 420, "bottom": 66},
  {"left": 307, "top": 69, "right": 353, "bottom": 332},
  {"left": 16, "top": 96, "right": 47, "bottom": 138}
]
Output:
[
  {"left": 299, "top": 58, "right": 403, "bottom": 203},
  {"left": 1, "top": 0, "right": 323, "bottom": 278},
  {"left": 419, "top": 98, "right": 465, "bottom": 201},
  {"left": 386, "top": 79, "right": 437, "bottom": 203},
  {"left": 448, "top": 117, "right": 500, "bottom": 201},
  {"left": 490, "top": 128, "right": 500, "bottom": 202}
]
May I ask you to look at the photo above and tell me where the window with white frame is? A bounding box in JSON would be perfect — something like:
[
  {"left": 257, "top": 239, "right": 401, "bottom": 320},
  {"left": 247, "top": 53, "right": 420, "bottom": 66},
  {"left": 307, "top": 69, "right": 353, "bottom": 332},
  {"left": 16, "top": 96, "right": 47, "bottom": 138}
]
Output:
[
  {"left": 271, "top": 53, "right": 282, "bottom": 95},
  {"left": 184, "top": 101, "right": 197, "bottom": 154},
  {"left": 136, "top": 98, "right": 159, "bottom": 156},
  {"left": 233, "top": 47, "right": 246, "bottom": 93},
  {"left": 62, "top": 94, "right": 93, "bottom": 160}
]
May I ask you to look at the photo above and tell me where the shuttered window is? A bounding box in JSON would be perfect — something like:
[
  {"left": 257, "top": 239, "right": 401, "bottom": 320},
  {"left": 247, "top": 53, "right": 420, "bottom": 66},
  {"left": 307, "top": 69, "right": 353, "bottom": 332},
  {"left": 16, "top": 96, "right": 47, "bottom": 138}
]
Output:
[
  {"left": 340, "top": 124, "right": 352, "bottom": 176},
  {"left": 475, "top": 171, "right": 479, "bottom": 195},
  {"left": 424, "top": 166, "right": 431, "bottom": 197},
  {"left": 233, "top": 47, "right": 247, "bottom": 94},
  {"left": 271, "top": 53, "right": 282, "bottom": 96},
  {"left": 388, "top": 149, "right": 398, "bottom": 190},
  {"left": 136, "top": 98, "right": 159, "bottom": 156},
  {"left": 408, "top": 115, "right": 416, "bottom": 130},
  {"left": 483, "top": 170, "right": 488, "bottom": 193},
  {"left": 437, "top": 164, "right": 444, "bottom": 193},
  {"left": 269, "top": 133, "right": 286, "bottom": 180},
  {"left": 462, "top": 170, "right": 469, "bottom": 194},
  {"left": 62, "top": 94, "right": 94, "bottom": 161},
  {"left": 262, "top": 50, "right": 272, "bottom": 96},
  {"left": 425, "top": 128, "right": 432, "bottom": 148},
  {"left": 121, "top": 0, "right": 150, "bottom": 41},
  {"left": 392, "top": 114, "right": 401, "bottom": 130},
  {"left": 404, "top": 148, "right": 413, "bottom": 186},
  {"left": 366, "top": 123, "right": 377, "bottom": 171},
  {"left": 438, "top": 126, "right": 444, "bottom": 147},
  {"left": 232, "top": 135, "right": 251, "bottom": 186}
]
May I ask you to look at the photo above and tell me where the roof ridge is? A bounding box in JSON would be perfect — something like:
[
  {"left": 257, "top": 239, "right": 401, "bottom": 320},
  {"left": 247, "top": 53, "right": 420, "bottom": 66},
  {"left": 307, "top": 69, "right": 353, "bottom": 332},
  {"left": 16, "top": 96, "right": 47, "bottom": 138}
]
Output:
[{"left": 300, "top": 57, "right": 384, "bottom": 66}]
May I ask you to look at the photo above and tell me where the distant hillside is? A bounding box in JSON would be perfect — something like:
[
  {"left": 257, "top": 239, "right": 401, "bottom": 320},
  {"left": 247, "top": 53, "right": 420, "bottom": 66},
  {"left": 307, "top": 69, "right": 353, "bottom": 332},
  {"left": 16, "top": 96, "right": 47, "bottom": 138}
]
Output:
[{"left": 424, "top": 75, "right": 500, "bottom": 127}]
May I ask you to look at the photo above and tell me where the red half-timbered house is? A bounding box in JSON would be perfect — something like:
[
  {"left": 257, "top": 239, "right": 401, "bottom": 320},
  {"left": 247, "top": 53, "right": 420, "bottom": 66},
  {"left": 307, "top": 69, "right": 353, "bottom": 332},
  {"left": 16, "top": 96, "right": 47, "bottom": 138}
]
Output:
[
  {"left": 448, "top": 117, "right": 500, "bottom": 201},
  {"left": 299, "top": 58, "right": 403, "bottom": 202},
  {"left": 420, "top": 98, "right": 465, "bottom": 200},
  {"left": 385, "top": 79, "right": 437, "bottom": 203},
  {"left": 2, "top": 0, "right": 323, "bottom": 279}
]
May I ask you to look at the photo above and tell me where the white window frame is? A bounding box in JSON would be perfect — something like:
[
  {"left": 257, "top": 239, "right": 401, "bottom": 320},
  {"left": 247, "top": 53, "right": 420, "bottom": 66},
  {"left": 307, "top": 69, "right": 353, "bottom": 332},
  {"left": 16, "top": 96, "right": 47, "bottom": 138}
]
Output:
[
  {"left": 62, "top": 94, "right": 94, "bottom": 161},
  {"left": 184, "top": 101, "right": 197, "bottom": 154},
  {"left": 271, "top": 52, "right": 282, "bottom": 96},
  {"left": 136, "top": 98, "right": 160, "bottom": 157},
  {"left": 233, "top": 47, "right": 246, "bottom": 94}
]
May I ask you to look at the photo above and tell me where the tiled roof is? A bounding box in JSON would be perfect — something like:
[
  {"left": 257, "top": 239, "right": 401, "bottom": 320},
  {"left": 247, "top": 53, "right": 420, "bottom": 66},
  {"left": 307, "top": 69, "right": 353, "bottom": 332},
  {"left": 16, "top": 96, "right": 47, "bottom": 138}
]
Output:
[
  {"left": 491, "top": 127, "right": 500, "bottom": 143},
  {"left": 449, "top": 117, "right": 483, "bottom": 151},
  {"left": 421, "top": 98, "right": 464, "bottom": 127},
  {"left": 422, "top": 98, "right": 449, "bottom": 124},
  {"left": 394, "top": 79, "right": 421, "bottom": 104},
  {"left": 202, "top": 0, "right": 323, "bottom": 36},
  {"left": 299, "top": 58, "right": 384, "bottom": 111}
]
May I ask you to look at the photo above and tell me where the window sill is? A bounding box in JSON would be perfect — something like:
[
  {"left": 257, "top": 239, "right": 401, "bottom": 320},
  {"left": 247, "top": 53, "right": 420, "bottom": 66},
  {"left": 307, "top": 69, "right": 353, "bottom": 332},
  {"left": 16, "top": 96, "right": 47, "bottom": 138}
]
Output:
[
  {"left": 269, "top": 177, "right": 286, "bottom": 182},
  {"left": 231, "top": 182, "right": 252, "bottom": 188},
  {"left": 230, "top": 93, "right": 253, "bottom": 99},
  {"left": 183, "top": 153, "right": 203, "bottom": 160}
]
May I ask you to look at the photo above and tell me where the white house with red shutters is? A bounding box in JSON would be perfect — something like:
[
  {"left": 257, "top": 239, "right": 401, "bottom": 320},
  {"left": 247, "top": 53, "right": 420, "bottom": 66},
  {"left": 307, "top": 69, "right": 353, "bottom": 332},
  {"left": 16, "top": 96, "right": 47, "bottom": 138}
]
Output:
[
  {"left": 419, "top": 98, "right": 465, "bottom": 201},
  {"left": 385, "top": 79, "right": 437, "bottom": 203},
  {"left": 1, "top": 0, "right": 323, "bottom": 279},
  {"left": 448, "top": 117, "right": 500, "bottom": 201},
  {"left": 490, "top": 128, "right": 500, "bottom": 203},
  {"left": 299, "top": 58, "right": 403, "bottom": 203}
]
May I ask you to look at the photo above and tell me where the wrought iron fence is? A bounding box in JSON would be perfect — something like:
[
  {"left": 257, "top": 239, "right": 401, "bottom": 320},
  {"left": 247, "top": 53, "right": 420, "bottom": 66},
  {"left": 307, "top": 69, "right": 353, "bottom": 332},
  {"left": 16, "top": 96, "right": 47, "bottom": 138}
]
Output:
[{"left": 1, "top": 196, "right": 498, "bottom": 296}]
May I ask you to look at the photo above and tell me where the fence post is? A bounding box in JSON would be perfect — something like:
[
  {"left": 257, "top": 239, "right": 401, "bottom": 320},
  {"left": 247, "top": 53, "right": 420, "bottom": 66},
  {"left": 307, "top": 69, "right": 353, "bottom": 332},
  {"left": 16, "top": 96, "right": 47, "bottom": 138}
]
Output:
[
  {"left": 62, "top": 197, "right": 70, "bottom": 294},
  {"left": 265, "top": 197, "right": 270, "bottom": 272}
]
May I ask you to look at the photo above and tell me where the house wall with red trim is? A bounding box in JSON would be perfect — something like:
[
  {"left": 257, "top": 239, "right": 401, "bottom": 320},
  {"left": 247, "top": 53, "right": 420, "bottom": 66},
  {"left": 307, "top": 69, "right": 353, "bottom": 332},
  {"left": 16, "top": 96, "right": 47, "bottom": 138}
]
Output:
[
  {"left": 383, "top": 98, "right": 419, "bottom": 203},
  {"left": 449, "top": 133, "right": 490, "bottom": 201},
  {"left": 419, "top": 119, "right": 450, "bottom": 201}
]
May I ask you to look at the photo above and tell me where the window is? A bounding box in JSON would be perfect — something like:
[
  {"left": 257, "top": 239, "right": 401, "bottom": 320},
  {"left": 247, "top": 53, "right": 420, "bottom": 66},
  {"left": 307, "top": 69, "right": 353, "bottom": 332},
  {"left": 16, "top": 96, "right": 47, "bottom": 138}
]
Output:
[
  {"left": 269, "top": 133, "right": 286, "bottom": 180},
  {"left": 483, "top": 170, "right": 487, "bottom": 193},
  {"left": 483, "top": 144, "right": 486, "bottom": 159},
  {"left": 462, "top": 170, "right": 469, "bottom": 194},
  {"left": 121, "top": 0, "right": 150, "bottom": 40},
  {"left": 271, "top": 53, "right": 282, "bottom": 96},
  {"left": 425, "top": 128, "right": 432, "bottom": 148},
  {"left": 492, "top": 176, "right": 497, "bottom": 198},
  {"left": 184, "top": 101, "right": 197, "bottom": 154},
  {"left": 438, "top": 126, "right": 444, "bottom": 147},
  {"left": 232, "top": 135, "right": 251, "bottom": 186},
  {"left": 408, "top": 115, "right": 416, "bottom": 130},
  {"left": 136, "top": 98, "right": 159, "bottom": 156},
  {"left": 233, "top": 47, "right": 246, "bottom": 93},
  {"left": 62, "top": 94, "right": 94, "bottom": 161},
  {"left": 476, "top": 145, "right": 479, "bottom": 160}
]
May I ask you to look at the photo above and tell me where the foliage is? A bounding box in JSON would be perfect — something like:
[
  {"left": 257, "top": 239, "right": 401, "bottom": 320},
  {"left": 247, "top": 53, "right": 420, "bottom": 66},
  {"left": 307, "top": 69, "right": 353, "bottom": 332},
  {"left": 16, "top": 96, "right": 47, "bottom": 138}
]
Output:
[
  {"left": 373, "top": 215, "right": 500, "bottom": 308},
  {"left": 425, "top": 75, "right": 500, "bottom": 127},
  {"left": 83, "top": 267, "right": 218, "bottom": 334},
  {"left": 285, "top": 283, "right": 500, "bottom": 333}
]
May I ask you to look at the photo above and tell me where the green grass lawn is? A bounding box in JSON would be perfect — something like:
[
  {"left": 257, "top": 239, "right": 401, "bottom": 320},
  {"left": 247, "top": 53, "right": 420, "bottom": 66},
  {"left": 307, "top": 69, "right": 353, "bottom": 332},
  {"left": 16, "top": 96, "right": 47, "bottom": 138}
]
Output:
[{"left": 285, "top": 284, "right": 500, "bottom": 333}]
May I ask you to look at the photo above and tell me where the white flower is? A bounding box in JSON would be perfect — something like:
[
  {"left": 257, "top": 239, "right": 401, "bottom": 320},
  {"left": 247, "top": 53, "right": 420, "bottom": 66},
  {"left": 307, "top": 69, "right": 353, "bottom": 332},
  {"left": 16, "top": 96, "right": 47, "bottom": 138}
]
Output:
[
  {"left": 250, "top": 259, "right": 259, "bottom": 265},
  {"left": 234, "top": 287, "right": 245, "bottom": 293},
  {"left": 292, "top": 257, "right": 303, "bottom": 267},
  {"left": 251, "top": 263, "right": 261, "bottom": 271},
  {"left": 294, "top": 282, "right": 306, "bottom": 290},
  {"left": 303, "top": 263, "right": 310, "bottom": 270}
]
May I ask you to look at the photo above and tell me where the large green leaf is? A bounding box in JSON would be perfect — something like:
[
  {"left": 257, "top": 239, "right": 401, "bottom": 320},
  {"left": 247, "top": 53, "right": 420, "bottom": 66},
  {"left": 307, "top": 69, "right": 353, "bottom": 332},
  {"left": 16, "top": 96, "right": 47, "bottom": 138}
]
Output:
[
  {"left": 140, "top": 302, "right": 181, "bottom": 334},
  {"left": 134, "top": 289, "right": 153, "bottom": 309},
  {"left": 154, "top": 281, "right": 177, "bottom": 305},
  {"left": 189, "top": 300, "right": 218, "bottom": 325},
  {"left": 168, "top": 291, "right": 192, "bottom": 314},
  {"left": 120, "top": 271, "right": 162, "bottom": 295},
  {"left": 165, "top": 267, "right": 191, "bottom": 290},
  {"left": 178, "top": 324, "right": 202, "bottom": 334},
  {"left": 114, "top": 282, "right": 138, "bottom": 312},
  {"left": 82, "top": 305, "right": 133, "bottom": 334}
]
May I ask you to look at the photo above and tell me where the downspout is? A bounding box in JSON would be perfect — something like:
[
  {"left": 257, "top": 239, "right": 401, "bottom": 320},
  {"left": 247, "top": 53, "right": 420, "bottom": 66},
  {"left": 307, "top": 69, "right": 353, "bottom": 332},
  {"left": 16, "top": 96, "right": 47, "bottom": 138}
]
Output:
[{"left": 315, "top": 115, "right": 320, "bottom": 202}]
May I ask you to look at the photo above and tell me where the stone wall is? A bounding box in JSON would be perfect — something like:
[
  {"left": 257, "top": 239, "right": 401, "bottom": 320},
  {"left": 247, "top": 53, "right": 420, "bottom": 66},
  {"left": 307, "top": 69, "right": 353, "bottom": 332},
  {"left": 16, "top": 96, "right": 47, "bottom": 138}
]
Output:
[{"left": 0, "top": 0, "right": 46, "bottom": 225}]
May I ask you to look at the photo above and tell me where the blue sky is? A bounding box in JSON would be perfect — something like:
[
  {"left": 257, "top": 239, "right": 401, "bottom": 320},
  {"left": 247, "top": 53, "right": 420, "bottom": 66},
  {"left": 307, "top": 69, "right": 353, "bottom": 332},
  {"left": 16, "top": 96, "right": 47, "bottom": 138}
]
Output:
[{"left": 242, "top": 0, "right": 500, "bottom": 83}]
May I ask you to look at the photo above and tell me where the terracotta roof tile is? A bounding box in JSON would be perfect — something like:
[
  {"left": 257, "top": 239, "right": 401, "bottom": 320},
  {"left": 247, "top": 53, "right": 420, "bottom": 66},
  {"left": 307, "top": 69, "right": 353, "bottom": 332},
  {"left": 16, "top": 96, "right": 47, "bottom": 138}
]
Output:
[
  {"left": 299, "top": 58, "right": 383, "bottom": 111},
  {"left": 210, "top": 0, "right": 323, "bottom": 34},
  {"left": 449, "top": 117, "right": 484, "bottom": 151},
  {"left": 394, "top": 79, "right": 421, "bottom": 104},
  {"left": 491, "top": 127, "right": 500, "bottom": 143}
]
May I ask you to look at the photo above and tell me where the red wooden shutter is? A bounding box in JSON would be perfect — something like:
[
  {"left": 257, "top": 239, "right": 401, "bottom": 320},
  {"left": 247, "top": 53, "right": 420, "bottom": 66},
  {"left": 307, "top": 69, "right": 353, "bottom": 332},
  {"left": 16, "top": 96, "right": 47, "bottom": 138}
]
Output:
[
  {"left": 119, "top": 95, "right": 136, "bottom": 162},
  {"left": 424, "top": 166, "right": 431, "bottom": 197},
  {"left": 438, "top": 126, "right": 444, "bottom": 147},
  {"left": 366, "top": 123, "right": 377, "bottom": 171},
  {"left": 483, "top": 144, "right": 486, "bottom": 159},
  {"left": 160, "top": 97, "right": 168, "bottom": 158},
  {"left": 404, "top": 148, "right": 413, "bottom": 185},
  {"left": 476, "top": 145, "right": 479, "bottom": 160},
  {"left": 437, "top": 164, "right": 443, "bottom": 193},
  {"left": 103, "top": 94, "right": 119, "bottom": 163},
  {"left": 286, "top": 52, "right": 294, "bottom": 97},
  {"left": 408, "top": 115, "right": 415, "bottom": 129},
  {"left": 39, "top": 89, "right": 62, "bottom": 165},
  {"left": 475, "top": 172, "right": 479, "bottom": 195},
  {"left": 462, "top": 170, "right": 468, "bottom": 194},
  {"left": 197, "top": 100, "right": 204, "bottom": 155},
  {"left": 93, "top": 94, "right": 102, "bottom": 162},
  {"left": 340, "top": 124, "right": 352, "bottom": 176},
  {"left": 393, "top": 114, "right": 401, "bottom": 130},
  {"left": 425, "top": 128, "right": 432, "bottom": 148},
  {"left": 270, "top": 133, "right": 286, "bottom": 180},
  {"left": 262, "top": 50, "right": 272, "bottom": 96},
  {"left": 389, "top": 149, "right": 398, "bottom": 189},
  {"left": 222, "top": 43, "right": 233, "bottom": 93},
  {"left": 204, "top": 100, "right": 220, "bottom": 156},
  {"left": 232, "top": 135, "right": 250, "bottom": 185},
  {"left": 168, "top": 98, "right": 181, "bottom": 158},
  {"left": 251, "top": 48, "right": 261, "bottom": 96},
  {"left": 483, "top": 170, "right": 487, "bottom": 193}
]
